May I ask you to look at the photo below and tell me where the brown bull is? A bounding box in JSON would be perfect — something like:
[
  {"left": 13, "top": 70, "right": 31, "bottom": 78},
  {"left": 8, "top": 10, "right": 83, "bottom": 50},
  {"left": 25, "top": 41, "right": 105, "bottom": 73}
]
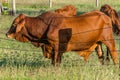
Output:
[{"left": 6, "top": 11, "right": 119, "bottom": 66}]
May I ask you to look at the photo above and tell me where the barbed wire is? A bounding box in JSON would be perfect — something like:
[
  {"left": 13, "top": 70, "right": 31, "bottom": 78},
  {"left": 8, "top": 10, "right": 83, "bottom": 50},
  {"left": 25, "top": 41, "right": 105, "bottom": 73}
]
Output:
[
  {"left": 1, "top": 26, "right": 120, "bottom": 42},
  {"left": 0, "top": 27, "right": 120, "bottom": 52},
  {"left": 0, "top": 45, "right": 120, "bottom": 53},
  {"left": 0, "top": 34, "right": 120, "bottom": 44},
  {"left": 0, "top": 37, "right": 120, "bottom": 53},
  {"left": 0, "top": 36, "right": 120, "bottom": 52},
  {"left": 0, "top": 33, "right": 119, "bottom": 66}
]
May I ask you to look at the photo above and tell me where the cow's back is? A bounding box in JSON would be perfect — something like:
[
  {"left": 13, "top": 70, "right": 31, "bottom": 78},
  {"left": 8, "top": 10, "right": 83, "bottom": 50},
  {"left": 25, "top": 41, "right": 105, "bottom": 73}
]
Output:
[{"left": 47, "top": 11, "right": 112, "bottom": 51}]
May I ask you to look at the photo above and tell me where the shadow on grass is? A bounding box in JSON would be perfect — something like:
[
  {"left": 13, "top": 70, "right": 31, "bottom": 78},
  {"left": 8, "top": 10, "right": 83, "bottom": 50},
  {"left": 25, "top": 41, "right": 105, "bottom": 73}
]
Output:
[
  {"left": 0, "top": 58, "right": 52, "bottom": 68},
  {"left": 0, "top": 52, "right": 84, "bottom": 68}
]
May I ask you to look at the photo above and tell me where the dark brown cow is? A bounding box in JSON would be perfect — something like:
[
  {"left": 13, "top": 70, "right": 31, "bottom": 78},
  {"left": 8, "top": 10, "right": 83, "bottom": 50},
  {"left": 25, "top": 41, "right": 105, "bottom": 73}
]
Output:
[
  {"left": 6, "top": 5, "right": 77, "bottom": 59},
  {"left": 6, "top": 11, "right": 119, "bottom": 66},
  {"left": 6, "top": 12, "right": 64, "bottom": 59},
  {"left": 55, "top": 4, "right": 77, "bottom": 16}
]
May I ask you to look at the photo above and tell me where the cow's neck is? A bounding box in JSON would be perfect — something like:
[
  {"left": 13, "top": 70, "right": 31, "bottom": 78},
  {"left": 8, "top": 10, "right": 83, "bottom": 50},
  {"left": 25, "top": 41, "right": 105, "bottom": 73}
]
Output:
[{"left": 23, "top": 17, "right": 50, "bottom": 42}]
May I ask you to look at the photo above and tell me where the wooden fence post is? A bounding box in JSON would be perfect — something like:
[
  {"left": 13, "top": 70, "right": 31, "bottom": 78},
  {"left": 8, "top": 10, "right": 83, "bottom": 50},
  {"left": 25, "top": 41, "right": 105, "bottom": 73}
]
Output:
[
  {"left": 96, "top": 0, "right": 99, "bottom": 7},
  {"left": 49, "top": 0, "right": 52, "bottom": 8},
  {"left": 0, "top": 3, "right": 2, "bottom": 15},
  {"left": 12, "top": 0, "right": 16, "bottom": 15}
]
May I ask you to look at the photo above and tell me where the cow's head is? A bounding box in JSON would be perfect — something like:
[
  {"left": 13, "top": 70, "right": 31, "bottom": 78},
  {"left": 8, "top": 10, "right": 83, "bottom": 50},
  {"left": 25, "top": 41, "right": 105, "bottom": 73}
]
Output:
[
  {"left": 6, "top": 13, "right": 29, "bottom": 42},
  {"left": 100, "top": 4, "right": 120, "bottom": 35},
  {"left": 55, "top": 4, "right": 77, "bottom": 16}
]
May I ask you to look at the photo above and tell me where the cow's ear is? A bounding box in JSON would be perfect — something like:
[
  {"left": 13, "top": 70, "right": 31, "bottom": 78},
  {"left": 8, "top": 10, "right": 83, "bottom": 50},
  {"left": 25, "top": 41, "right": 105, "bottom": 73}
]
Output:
[
  {"left": 19, "top": 13, "right": 25, "bottom": 20},
  {"left": 16, "top": 20, "right": 25, "bottom": 33},
  {"left": 14, "top": 13, "right": 26, "bottom": 24}
]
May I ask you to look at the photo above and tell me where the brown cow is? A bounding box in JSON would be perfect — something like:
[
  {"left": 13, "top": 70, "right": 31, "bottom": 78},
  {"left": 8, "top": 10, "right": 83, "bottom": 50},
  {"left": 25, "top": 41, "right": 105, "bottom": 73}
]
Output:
[
  {"left": 6, "top": 6, "right": 104, "bottom": 64},
  {"left": 7, "top": 5, "right": 103, "bottom": 62},
  {"left": 56, "top": 5, "right": 103, "bottom": 62},
  {"left": 5, "top": 12, "right": 103, "bottom": 64},
  {"left": 100, "top": 4, "right": 120, "bottom": 35},
  {"left": 6, "top": 12, "right": 64, "bottom": 58},
  {"left": 85, "top": 4, "right": 120, "bottom": 65},
  {"left": 100, "top": 4, "right": 120, "bottom": 64},
  {"left": 55, "top": 4, "right": 77, "bottom": 16},
  {"left": 6, "top": 11, "right": 119, "bottom": 66}
]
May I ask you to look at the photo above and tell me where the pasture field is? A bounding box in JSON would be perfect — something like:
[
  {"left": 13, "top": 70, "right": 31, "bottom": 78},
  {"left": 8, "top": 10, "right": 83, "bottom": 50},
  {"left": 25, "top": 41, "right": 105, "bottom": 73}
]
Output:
[{"left": 0, "top": 0, "right": 120, "bottom": 80}]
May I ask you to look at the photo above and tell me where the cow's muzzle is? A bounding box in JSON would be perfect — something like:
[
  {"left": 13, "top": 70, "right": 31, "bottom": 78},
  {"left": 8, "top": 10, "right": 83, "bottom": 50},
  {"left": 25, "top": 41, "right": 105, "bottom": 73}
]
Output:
[{"left": 6, "top": 33, "right": 14, "bottom": 39}]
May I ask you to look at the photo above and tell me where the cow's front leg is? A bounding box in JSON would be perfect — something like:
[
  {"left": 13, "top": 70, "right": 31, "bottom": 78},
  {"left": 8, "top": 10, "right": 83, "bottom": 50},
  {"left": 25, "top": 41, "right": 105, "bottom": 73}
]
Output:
[
  {"left": 51, "top": 43, "right": 62, "bottom": 66},
  {"left": 41, "top": 44, "right": 53, "bottom": 59}
]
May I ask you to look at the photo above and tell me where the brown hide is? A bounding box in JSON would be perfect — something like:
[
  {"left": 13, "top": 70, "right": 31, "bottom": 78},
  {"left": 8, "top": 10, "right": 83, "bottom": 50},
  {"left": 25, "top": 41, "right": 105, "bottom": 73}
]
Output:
[
  {"left": 55, "top": 4, "right": 77, "bottom": 16},
  {"left": 7, "top": 13, "right": 48, "bottom": 42},
  {"left": 6, "top": 12, "right": 64, "bottom": 59},
  {"left": 100, "top": 4, "right": 120, "bottom": 35},
  {"left": 45, "top": 11, "right": 118, "bottom": 65}
]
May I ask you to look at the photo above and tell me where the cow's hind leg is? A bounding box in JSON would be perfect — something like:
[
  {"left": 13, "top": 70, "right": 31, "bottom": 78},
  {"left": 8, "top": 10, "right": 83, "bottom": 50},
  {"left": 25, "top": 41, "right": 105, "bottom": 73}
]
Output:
[
  {"left": 78, "top": 44, "right": 98, "bottom": 61},
  {"left": 102, "top": 39, "right": 118, "bottom": 65},
  {"left": 105, "top": 47, "right": 110, "bottom": 65},
  {"left": 95, "top": 44, "right": 105, "bottom": 65}
]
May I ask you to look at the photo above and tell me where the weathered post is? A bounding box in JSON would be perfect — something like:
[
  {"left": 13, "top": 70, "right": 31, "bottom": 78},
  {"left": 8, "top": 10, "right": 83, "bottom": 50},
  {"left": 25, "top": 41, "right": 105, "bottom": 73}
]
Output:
[
  {"left": 0, "top": 3, "right": 2, "bottom": 15},
  {"left": 12, "top": 0, "right": 16, "bottom": 15},
  {"left": 96, "top": 0, "right": 99, "bottom": 7},
  {"left": 49, "top": 0, "right": 52, "bottom": 8}
]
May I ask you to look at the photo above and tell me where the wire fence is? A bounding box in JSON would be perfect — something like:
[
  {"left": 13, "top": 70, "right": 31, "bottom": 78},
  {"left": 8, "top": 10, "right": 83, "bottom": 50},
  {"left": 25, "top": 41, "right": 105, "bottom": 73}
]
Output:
[
  {"left": 11, "top": 0, "right": 120, "bottom": 7},
  {"left": 0, "top": 30, "right": 120, "bottom": 68},
  {"left": 0, "top": 0, "right": 119, "bottom": 10},
  {"left": 0, "top": 29, "right": 120, "bottom": 53},
  {"left": 0, "top": 0, "right": 120, "bottom": 67},
  {"left": 0, "top": 0, "right": 120, "bottom": 16}
]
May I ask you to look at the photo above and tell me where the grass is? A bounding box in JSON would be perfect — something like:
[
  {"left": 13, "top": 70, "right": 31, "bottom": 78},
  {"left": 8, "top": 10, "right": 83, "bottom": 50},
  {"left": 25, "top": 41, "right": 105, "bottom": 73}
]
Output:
[
  {"left": 0, "top": 65, "right": 119, "bottom": 80},
  {"left": 0, "top": 0, "right": 120, "bottom": 80}
]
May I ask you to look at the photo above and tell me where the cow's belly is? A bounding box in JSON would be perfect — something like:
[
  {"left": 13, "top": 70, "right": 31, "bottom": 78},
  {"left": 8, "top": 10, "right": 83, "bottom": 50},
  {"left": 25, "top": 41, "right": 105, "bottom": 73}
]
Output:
[
  {"left": 65, "top": 34, "right": 98, "bottom": 51},
  {"left": 66, "top": 42, "right": 93, "bottom": 51}
]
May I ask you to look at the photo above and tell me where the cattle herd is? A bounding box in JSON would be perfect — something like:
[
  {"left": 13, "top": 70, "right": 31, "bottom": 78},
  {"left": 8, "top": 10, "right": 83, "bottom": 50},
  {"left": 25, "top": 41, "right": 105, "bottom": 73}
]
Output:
[{"left": 6, "top": 4, "right": 120, "bottom": 66}]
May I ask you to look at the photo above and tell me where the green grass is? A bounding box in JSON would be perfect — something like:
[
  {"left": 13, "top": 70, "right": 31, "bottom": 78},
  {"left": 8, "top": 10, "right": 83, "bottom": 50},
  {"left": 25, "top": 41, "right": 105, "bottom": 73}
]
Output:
[
  {"left": 0, "top": 65, "right": 119, "bottom": 80},
  {"left": 0, "top": 0, "right": 120, "bottom": 80}
]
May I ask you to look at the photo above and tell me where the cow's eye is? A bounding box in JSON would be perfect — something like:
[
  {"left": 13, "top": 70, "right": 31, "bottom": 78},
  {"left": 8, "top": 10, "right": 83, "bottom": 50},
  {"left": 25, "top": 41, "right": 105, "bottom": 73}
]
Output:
[
  {"left": 9, "top": 24, "right": 17, "bottom": 33},
  {"left": 13, "top": 24, "right": 17, "bottom": 27}
]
